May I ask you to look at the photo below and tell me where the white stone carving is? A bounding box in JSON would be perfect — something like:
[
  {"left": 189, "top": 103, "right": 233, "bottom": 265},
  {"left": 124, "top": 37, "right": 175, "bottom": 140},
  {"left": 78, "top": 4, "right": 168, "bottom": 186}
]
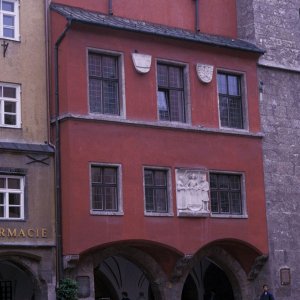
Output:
[
  {"left": 176, "top": 169, "right": 210, "bottom": 216},
  {"left": 132, "top": 53, "right": 152, "bottom": 74},
  {"left": 196, "top": 63, "right": 214, "bottom": 83}
]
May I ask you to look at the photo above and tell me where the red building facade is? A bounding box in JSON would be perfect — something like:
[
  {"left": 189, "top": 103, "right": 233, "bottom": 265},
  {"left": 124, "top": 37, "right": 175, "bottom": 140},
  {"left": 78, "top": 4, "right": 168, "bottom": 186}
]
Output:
[{"left": 50, "top": 1, "right": 268, "bottom": 299}]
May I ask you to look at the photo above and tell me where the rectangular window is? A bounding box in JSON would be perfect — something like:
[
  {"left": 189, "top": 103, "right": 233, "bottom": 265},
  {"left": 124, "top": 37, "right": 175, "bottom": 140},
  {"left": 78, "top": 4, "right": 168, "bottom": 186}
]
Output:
[
  {"left": 0, "top": 281, "right": 13, "bottom": 300},
  {"left": 217, "top": 72, "right": 244, "bottom": 129},
  {"left": 91, "top": 165, "right": 119, "bottom": 212},
  {"left": 144, "top": 168, "right": 169, "bottom": 213},
  {"left": 0, "top": 175, "right": 24, "bottom": 220},
  {"left": 88, "top": 52, "right": 120, "bottom": 115},
  {"left": 210, "top": 173, "right": 243, "bottom": 215},
  {"left": 157, "top": 63, "right": 186, "bottom": 122},
  {"left": 0, "top": 83, "right": 21, "bottom": 128},
  {"left": 0, "top": 0, "right": 19, "bottom": 40}
]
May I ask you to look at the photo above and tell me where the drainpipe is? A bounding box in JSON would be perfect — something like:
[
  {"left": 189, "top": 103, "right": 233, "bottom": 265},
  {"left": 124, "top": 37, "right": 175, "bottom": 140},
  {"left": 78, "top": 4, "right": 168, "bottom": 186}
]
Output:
[
  {"left": 54, "top": 17, "right": 72, "bottom": 283},
  {"left": 108, "top": 0, "right": 113, "bottom": 15},
  {"left": 195, "top": 0, "right": 200, "bottom": 32}
]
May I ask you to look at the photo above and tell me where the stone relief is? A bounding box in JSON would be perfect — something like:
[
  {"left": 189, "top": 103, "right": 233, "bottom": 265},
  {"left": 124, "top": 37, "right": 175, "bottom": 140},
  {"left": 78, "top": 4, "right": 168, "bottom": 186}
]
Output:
[
  {"left": 196, "top": 63, "right": 214, "bottom": 83},
  {"left": 176, "top": 169, "right": 210, "bottom": 216}
]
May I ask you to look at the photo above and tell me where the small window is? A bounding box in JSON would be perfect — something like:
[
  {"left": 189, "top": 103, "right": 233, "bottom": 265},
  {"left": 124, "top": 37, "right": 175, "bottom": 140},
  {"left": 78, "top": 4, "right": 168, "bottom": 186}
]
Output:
[
  {"left": 144, "top": 168, "right": 169, "bottom": 213},
  {"left": 210, "top": 173, "right": 243, "bottom": 215},
  {"left": 0, "top": 83, "right": 21, "bottom": 128},
  {"left": 0, "top": 281, "right": 13, "bottom": 300},
  {"left": 217, "top": 72, "right": 244, "bottom": 129},
  {"left": 90, "top": 164, "right": 122, "bottom": 214},
  {"left": 157, "top": 63, "right": 186, "bottom": 122},
  {"left": 0, "top": 175, "right": 24, "bottom": 220},
  {"left": 0, "top": 0, "right": 19, "bottom": 40},
  {"left": 88, "top": 52, "right": 120, "bottom": 115}
]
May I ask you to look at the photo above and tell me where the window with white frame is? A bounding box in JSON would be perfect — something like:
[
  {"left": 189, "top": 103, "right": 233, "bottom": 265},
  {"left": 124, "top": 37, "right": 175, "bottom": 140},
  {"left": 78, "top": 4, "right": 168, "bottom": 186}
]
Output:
[
  {"left": 0, "top": 0, "right": 19, "bottom": 40},
  {"left": 0, "top": 175, "right": 24, "bottom": 220},
  {"left": 217, "top": 72, "right": 245, "bottom": 129},
  {"left": 210, "top": 172, "right": 244, "bottom": 215},
  {"left": 0, "top": 83, "right": 21, "bottom": 128},
  {"left": 90, "top": 164, "right": 122, "bottom": 214},
  {"left": 144, "top": 168, "right": 170, "bottom": 214}
]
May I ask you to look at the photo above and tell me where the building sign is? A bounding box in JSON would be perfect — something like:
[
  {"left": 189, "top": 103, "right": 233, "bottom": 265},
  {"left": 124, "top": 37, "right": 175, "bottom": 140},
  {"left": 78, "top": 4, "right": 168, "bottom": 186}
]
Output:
[{"left": 0, "top": 227, "right": 48, "bottom": 238}]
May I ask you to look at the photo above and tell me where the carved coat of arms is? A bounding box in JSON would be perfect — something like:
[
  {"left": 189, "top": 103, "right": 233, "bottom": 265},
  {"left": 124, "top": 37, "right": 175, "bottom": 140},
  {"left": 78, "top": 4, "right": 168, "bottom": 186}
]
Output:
[
  {"left": 132, "top": 53, "right": 152, "bottom": 74},
  {"left": 196, "top": 63, "right": 214, "bottom": 83}
]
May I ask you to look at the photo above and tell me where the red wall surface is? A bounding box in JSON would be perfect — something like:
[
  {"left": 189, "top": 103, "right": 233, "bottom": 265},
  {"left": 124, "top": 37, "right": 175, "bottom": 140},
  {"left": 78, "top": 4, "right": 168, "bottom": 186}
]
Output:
[
  {"left": 50, "top": 8, "right": 267, "bottom": 259},
  {"left": 51, "top": 0, "right": 237, "bottom": 37}
]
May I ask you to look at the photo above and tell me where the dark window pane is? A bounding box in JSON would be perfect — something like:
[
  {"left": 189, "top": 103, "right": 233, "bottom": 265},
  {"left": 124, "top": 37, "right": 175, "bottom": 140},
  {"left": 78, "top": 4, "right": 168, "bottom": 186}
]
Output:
[
  {"left": 169, "top": 90, "right": 184, "bottom": 122},
  {"left": 103, "top": 168, "right": 116, "bottom": 184},
  {"left": 144, "top": 171, "right": 154, "bottom": 186},
  {"left": 3, "top": 87, "right": 16, "bottom": 98},
  {"left": 210, "top": 173, "right": 242, "bottom": 215},
  {"left": 102, "top": 56, "right": 117, "bottom": 78},
  {"left": 4, "top": 114, "right": 16, "bottom": 125},
  {"left": 91, "top": 167, "right": 102, "bottom": 183},
  {"left": 0, "top": 193, "right": 4, "bottom": 204},
  {"left": 89, "top": 54, "right": 102, "bottom": 77},
  {"left": 4, "top": 101, "right": 16, "bottom": 113},
  {"left": 228, "top": 75, "right": 240, "bottom": 96},
  {"left": 102, "top": 81, "right": 119, "bottom": 115},
  {"left": 7, "top": 178, "right": 20, "bottom": 189},
  {"left": 0, "top": 206, "right": 4, "bottom": 217},
  {"left": 169, "top": 66, "right": 182, "bottom": 88},
  {"left": 157, "top": 64, "right": 168, "bottom": 87},
  {"left": 0, "top": 86, "right": 2, "bottom": 97},
  {"left": 92, "top": 186, "right": 103, "bottom": 210},
  {"left": 145, "top": 188, "right": 155, "bottom": 211},
  {"left": 89, "top": 79, "right": 102, "bottom": 113},
  {"left": 228, "top": 97, "right": 243, "bottom": 128},
  {"left": 217, "top": 74, "right": 227, "bottom": 94},
  {"left": 0, "top": 178, "right": 5, "bottom": 188},
  {"left": 9, "top": 193, "right": 20, "bottom": 205},
  {"left": 104, "top": 187, "right": 117, "bottom": 210},
  {"left": 9, "top": 206, "right": 20, "bottom": 218},
  {"left": 155, "top": 189, "right": 168, "bottom": 212}
]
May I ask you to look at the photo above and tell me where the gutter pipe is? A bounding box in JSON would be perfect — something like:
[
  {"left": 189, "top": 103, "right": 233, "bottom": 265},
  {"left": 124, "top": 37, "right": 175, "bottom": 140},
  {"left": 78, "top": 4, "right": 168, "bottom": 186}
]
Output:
[
  {"left": 54, "top": 17, "right": 72, "bottom": 283},
  {"left": 195, "top": 0, "right": 200, "bottom": 32}
]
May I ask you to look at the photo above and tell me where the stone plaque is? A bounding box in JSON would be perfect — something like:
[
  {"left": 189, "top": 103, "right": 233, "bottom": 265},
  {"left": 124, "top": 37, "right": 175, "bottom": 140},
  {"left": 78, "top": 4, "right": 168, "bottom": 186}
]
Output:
[
  {"left": 196, "top": 63, "right": 214, "bottom": 83},
  {"left": 176, "top": 169, "right": 210, "bottom": 217},
  {"left": 132, "top": 53, "right": 152, "bottom": 74}
]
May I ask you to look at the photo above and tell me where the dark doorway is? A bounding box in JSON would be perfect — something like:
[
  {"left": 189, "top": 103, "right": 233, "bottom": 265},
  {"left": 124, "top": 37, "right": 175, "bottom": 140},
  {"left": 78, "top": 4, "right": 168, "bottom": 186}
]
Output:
[
  {"left": 203, "top": 262, "right": 234, "bottom": 300},
  {"left": 181, "top": 274, "right": 198, "bottom": 300}
]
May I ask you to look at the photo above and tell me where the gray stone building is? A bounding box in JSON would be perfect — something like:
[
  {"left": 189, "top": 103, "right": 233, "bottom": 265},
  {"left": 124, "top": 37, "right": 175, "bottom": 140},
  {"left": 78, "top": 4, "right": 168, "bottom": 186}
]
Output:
[
  {"left": 0, "top": 0, "right": 56, "bottom": 299},
  {"left": 237, "top": 0, "right": 300, "bottom": 299}
]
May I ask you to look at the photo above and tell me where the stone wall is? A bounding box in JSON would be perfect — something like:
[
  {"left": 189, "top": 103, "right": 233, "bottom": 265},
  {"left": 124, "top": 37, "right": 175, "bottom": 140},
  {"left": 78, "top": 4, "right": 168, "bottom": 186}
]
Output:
[{"left": 237, "top": 0, "right": 300, "bottom": 298}]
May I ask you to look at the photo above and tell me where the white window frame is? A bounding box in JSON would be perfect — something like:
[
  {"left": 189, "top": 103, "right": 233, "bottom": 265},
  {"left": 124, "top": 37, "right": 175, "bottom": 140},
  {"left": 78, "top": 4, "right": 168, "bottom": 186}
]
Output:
[
  {"left": 0, "top": 175, "right": 24, "bottom": 220},
  {"left": 143, "top": 166, "right": 174, "bottom": 217},
  {"left": 89, "top": 163, "right": 124, "bottom": 216},
  {"left": 209, "top": 171, "right": 248, "bottom": 219},
  {"left": 216, "top": 69, "right": 248, "bottom": 131},
  {"left": 0, "top": 0, "right": 20, "bottom": 41},
  {"left": 0, "top": 82, "right": 21, "bottom": 128}
]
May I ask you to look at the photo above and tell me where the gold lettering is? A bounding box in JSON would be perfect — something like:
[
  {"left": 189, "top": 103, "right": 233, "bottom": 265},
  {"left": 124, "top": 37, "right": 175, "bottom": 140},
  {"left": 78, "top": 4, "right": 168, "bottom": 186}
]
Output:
[
  {"left": 18, "top": 229, "right": 25, "bottom": 237},
  {"left": 41, "top": 228, "right": 47, "bottom": 238},
  {"left": 7, "top": 228, "right": 17, "bottom": 237},
  {"left": 0, "top": 228, "right": 6, "bottom": 237},
  {"left": 36, "top": 228, "right": 39, "bottom": 238},
  {"left": 27, "top": 229, "right": 34, "bottom": 238}
]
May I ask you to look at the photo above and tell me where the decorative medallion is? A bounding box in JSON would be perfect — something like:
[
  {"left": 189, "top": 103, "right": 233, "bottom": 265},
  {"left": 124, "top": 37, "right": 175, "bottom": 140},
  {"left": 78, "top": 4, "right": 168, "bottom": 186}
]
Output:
[
  {"left": 196, "top": 63, "right": 214, "bottom": 83},
  {"left": 131, "top": 53, "right": 152, "bottom": 74}
]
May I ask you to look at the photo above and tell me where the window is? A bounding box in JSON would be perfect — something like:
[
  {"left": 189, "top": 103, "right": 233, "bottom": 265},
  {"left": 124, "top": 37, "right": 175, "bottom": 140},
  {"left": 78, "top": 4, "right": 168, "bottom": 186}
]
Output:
[
  {"left": 0, "top": 175, "right": 24, "bottom": 220},
  {"left": 157, "top": 63, "right": 186, "bottom": 122},
  {"left": 144, "top": 168, "right": 169, "bottom": 213},
  {"left": 88, "top": 52, "right": 120, "bottom": 115},
  {"left": 90, "top": 165, "right": 121, "bottom": 213},
  {"left": 217, "top": 72, "right": 244, "bottom": 129},
  {"left": 0, "top": 83, "right": 21, "bottom": 128},
  {"left": 210, "top": 173, "right": 243, "bottom": 215},
  {"left": 0, "top": 281, "right": 12, "bottom": 300},
  {"left": 0, "top": 0, "right": 19, "bottom": 40}
]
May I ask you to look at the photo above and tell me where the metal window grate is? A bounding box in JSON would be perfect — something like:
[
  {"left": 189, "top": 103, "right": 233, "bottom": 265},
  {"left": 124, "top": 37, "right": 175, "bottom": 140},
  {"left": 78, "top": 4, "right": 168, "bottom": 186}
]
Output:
[
  {"left": 210, "top": 173, "right": 242, "bottom": 215},
  {"left": 0, "top": 280, "right": 13, "bottom": 300}
]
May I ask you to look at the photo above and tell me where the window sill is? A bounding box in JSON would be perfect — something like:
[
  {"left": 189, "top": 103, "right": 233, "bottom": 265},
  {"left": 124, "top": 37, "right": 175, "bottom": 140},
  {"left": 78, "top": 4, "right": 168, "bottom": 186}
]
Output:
[
  {"left": 90, "top": 210, "right": 124, "bottom": 216},
  {"left": 144, "top": 212, "right": 174, "bottom": 217},
  {"left": 210, "top": 213, "right": 248, "bottom": 219}
]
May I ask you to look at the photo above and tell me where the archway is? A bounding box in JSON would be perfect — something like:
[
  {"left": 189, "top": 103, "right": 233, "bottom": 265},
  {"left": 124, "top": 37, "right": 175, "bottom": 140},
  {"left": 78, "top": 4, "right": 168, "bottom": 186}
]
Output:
[
  {"left": 0, "top": 260, "right": 36, "bottom": 300},
  {"left": 94, "top": 255, "right": 154, "bottom": 300}
]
